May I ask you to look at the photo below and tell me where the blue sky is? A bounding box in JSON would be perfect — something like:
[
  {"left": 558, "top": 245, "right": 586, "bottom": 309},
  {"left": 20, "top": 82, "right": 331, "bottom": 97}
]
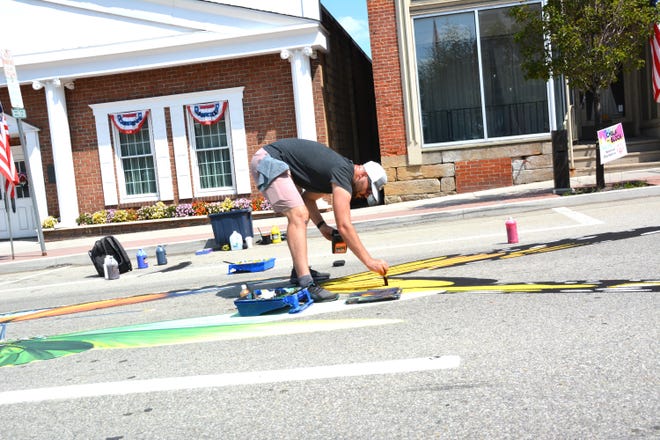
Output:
[{"left": 320, "top": 0, "right": 371, "bottom": 57}]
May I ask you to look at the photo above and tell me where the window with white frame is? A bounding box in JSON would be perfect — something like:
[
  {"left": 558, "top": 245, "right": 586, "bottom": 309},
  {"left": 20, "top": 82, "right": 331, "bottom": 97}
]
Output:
[
  {"left": 413, "top": 2, "right": 549, "bottom": 146},
  {"left": 186, "top": 101, "right": 234, "bottom": 193},
  {"left": 110, "top": 110, "right": 158, "bottom": 197},
  {"left": 91, "top": 87, "right": 250, "bottom": 207}
]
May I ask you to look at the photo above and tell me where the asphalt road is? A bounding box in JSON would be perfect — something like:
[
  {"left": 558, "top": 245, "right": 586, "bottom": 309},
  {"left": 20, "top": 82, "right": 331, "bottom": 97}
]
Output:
[{"left": 0, "top": 195, "right": 658, "bottom": 439}]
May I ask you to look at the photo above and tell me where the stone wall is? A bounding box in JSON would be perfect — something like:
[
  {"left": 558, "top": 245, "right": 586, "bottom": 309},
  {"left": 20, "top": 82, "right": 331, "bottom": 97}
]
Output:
[{"left": 382, "top": 139, "right": 554, "bottom": 203}]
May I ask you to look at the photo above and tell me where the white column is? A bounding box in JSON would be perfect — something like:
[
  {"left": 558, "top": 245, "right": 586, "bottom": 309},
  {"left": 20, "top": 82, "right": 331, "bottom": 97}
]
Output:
[
  {"left": 41, "top": 79, "right": 79, "bottom": 227},
  {"left": 150, "top": 106, "right": 174, "bottom": 201},
  {"left": 281, "top": 47, "right": 317, "bottom": 141},
  {"left": 169, "top": 105, "right": 193, "bottom": 199}
]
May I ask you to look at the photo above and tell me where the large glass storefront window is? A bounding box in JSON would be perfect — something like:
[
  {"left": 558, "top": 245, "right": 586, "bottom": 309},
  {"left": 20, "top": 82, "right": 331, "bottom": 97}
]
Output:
[{"left": 414, "top": 3, "right": 549, "bottom": 145}]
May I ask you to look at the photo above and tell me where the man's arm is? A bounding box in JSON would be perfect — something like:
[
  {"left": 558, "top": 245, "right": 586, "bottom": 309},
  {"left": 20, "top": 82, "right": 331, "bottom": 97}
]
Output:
[
  {"left": 301, "top": 191, "right": 332, "bottom": 239},
  {"left": 330, "top": 184, "right": 388, "bottom": 276}
]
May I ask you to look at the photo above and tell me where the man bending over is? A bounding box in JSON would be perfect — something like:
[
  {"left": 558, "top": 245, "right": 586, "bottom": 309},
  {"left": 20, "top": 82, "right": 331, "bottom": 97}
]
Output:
[{"left": 250, "top": 138, "right": 389, "bottom": 302}]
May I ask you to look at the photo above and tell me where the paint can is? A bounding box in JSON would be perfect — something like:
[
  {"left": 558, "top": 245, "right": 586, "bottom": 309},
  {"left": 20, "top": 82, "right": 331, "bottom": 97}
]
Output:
[
  {"left": 104, "top": 255, "right": 120, "bottom": 280},
  {"left": 259, "top": 229, "right": 271, "bottom": 245},
  {"left": 156, "top": 245, "right": 167, "bottom": 265},
  {"left": 136, "top": 248, "right": 148, "bottom": 269},
  {"left": 505, "top": 217, "right": 519, "bottom": 244},
  {"left": 271, "top": 225, "right": 282, "bottom": 244},
  {"left": 229, "top": 230, "right": 243, "bottom": 251}
]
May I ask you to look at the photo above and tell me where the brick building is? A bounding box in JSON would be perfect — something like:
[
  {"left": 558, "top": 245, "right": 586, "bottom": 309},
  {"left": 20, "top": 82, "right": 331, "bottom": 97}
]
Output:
[
  {"left": 368, "top": 0, "right": 660, "bottom": 203},
  {"left": 0, "top": 0, "right": 378, "bottom": 239}
]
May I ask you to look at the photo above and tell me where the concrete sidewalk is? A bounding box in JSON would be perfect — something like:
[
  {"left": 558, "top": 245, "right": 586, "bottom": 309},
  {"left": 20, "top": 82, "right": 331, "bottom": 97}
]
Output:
[{"left": 1, "top": 167, "right": 659, "bottom": 274}]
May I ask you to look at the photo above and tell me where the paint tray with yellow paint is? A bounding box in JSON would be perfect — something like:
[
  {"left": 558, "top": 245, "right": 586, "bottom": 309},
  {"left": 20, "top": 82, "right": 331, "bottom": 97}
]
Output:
[
  {"left": 345, "top": 287, "right": 402, "bottom": 304},
  {"left": 234, "top": 288, "right": 312, "bottom": 316},
  {"left": 227, "top": 258, "right": 276, "bottom": 274}
]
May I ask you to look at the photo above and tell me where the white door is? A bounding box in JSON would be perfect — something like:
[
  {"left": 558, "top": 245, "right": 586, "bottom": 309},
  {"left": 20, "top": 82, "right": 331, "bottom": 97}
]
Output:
[{"left": 0, "top": 146, "right": 37, "bottom": 239}]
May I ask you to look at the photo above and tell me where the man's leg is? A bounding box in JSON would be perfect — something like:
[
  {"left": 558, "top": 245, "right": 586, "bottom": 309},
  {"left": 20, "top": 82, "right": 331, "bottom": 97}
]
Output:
[
  {"left": 283, "top": 205, "right": 312, "bottom": 285},
  {"left": 250, "top": 151, "right": 337, "bottom": 302}
]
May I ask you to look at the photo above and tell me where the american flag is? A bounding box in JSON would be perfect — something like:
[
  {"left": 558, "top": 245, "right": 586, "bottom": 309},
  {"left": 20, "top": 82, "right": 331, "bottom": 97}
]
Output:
[
  {"left": 652, "top": 23, "right": 660, "bottom": 103},
  {"left": 0, "top": 102, "right": 19, "bottom": 200}
]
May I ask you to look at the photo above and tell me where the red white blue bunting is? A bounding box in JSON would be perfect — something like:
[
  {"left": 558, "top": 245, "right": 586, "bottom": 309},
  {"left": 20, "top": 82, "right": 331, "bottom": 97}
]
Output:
[
  {"left": 187, "top": 101, "right": 227, "bottom": 125},
  {"left": 110, "top": 110, "right": 150, "bottom": 134}
]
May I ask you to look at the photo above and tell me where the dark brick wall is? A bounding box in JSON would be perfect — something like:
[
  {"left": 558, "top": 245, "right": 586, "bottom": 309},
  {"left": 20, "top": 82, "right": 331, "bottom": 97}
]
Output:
[
  {"left": 367, "top": 0, "right": 406, "bottom": 158},
  {"left": 455, "top": 158, "right": 513, "bottom": 193},
  {"left": 320, "top": 6, "right": 380, "bottom": 164}
]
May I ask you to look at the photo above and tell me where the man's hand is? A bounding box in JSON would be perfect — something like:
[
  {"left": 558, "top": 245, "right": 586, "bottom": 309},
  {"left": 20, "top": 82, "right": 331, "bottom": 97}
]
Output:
[
  {"left": 319, "top": 224, "right": 334, "bottom": 241},
  {"left": 366, "top": 258, "right": 388, "bottom": 276}
]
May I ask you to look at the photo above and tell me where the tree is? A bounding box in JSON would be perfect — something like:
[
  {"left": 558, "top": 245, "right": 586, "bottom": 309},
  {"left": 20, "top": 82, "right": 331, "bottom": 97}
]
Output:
[{"left": 511, "top": 0, "right": 659, "bottom": 188}]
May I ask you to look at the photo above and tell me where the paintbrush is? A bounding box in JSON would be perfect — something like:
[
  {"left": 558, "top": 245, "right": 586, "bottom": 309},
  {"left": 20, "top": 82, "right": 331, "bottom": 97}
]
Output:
[{"left": 383, "top": 275, "right": 389, "bottom": 286}]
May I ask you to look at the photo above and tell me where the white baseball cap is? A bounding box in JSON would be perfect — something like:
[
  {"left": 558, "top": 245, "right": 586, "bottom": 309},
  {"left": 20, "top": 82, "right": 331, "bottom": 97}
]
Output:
[{"left": 363, "top": 161, "right": 387, "bottom": 206}]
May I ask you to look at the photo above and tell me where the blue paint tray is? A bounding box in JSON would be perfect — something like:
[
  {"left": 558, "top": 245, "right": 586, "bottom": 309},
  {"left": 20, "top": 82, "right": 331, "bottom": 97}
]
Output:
[
  {"left": 227, "top": 258, "right": 275, "bottom": 274},
  {"left": 234, "top": 288, "right": 313, "bottom": 316}
]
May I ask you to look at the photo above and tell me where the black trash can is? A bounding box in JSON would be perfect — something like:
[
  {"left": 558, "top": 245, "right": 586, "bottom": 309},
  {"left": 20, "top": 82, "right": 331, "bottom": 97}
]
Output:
[
  {"left": 209, "top": 210, "right": 254, "bottom": 246},
  {"left": 552, "top": 129, "right": 571, "bottom": 194}
]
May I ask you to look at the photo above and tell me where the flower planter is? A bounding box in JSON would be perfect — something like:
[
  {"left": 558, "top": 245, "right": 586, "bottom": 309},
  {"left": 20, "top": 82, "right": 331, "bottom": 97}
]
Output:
[
  {"left": 42, "top": 211, "right": 278, "bottom": 242},
  {"left": 208, "top": 209, "right": 254, "bottom": 246}
]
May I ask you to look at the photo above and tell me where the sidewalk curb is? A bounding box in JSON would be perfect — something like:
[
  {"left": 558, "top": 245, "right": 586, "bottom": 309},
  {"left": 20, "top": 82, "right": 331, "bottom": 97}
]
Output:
[{"left": 353, "top": 184, "right": 660, "bottom": 231}]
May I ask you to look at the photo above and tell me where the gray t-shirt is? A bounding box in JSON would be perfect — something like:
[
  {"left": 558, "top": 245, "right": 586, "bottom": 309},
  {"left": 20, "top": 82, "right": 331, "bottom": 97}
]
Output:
[{"left": 263, "top": 139, "right": 354, "bottom": 195}]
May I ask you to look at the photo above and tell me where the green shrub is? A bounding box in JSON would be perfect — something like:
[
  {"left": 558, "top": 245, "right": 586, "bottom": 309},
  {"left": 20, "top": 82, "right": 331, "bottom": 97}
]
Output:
[{"left": 76, "top": 213, "right": 93, "bottom": 225}]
